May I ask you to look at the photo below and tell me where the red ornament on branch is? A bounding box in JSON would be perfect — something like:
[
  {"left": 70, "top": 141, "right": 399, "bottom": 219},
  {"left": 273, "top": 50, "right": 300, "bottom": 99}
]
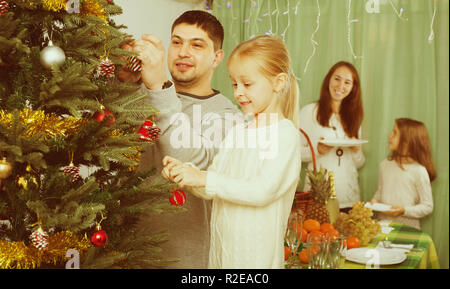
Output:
[
  {"left": 90, "top": 224, "right": 108, "bottom": 247},
  {"left": 169, "top": 188, "right": 186, "bottom": 206},
  {"left": 93, "top": 106, "right": 115, "bottom": 125},
  {"left": 137, "top": 117, "right": 161, "bottom": 142},
  {"left": 30, "top": 226, "right": 49, "bottom": 251},
  {"left": 0, "top": 1, "right": 9, "bottom": 16},
  {"left": 98, "top": 58, "right": 115, "bottom": 78},
  {"left": 63, "top": 162, "right": 81, "bottom": 182}
]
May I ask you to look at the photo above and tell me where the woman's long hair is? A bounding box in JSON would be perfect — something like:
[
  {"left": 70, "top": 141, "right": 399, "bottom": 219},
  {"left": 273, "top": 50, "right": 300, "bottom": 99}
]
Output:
[
  {"left": 227, "top": 35, "right": 299, "bottom": 127},
  {"left": 390, "top": 118, "right": 436, "bottom": 181},
  {"left": 317, "top": 61, "right": 363, "bottom": 138}
]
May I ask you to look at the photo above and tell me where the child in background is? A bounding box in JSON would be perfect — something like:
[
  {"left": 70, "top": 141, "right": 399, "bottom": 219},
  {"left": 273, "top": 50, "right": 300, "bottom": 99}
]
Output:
[
  {"left": 162, "top": 35, "right": 301, "bottom": 268},
  {"left": 370, "top": 118, "right": 436, "bottom": 229}
]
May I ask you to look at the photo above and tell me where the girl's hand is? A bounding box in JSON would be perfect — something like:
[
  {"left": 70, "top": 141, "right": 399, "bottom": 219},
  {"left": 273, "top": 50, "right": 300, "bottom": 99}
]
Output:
[
  {"left": 349, "top": 145, "right": 361, "bottom": 153},
  {"left": 370, "top": 198, "right": 378, "bottom": 204},
  {"left": 317, "top": 137, "right": 333, "bottom": 155},
  {"left": 349, "top": 137, "right": 361, "bottom": 153},
  {"left": 170, "top": 164, "right": 207, "bottom": 189},
  {"left": 161, "top": 156, "right": 184, "bottom": 182},
  {"left": 383, "top": 205, "right": 405, "bottom": 217}
]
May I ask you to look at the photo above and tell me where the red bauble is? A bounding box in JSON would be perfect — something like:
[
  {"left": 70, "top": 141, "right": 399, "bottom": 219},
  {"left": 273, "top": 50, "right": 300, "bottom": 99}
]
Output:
[
  {"left": 93, "top": 109, "right": 115, "bottom": 125},
  {"left": 169, "top": 189, "right": 186, "bottom": 206},
  {"left": 90, "top": 225, "right": 108, "bottom": 247}
]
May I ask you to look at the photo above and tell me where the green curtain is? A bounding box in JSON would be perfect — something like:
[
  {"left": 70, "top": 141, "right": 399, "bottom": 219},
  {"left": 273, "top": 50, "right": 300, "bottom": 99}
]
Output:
[{"left": 212, "top": 0, "right": 449, "bottom": 268}]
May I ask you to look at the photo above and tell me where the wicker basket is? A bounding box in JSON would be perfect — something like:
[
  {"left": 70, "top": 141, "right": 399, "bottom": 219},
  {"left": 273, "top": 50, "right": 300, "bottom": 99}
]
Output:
[{"left": 294, "top": 129, "right": 317, "bottom": 216}]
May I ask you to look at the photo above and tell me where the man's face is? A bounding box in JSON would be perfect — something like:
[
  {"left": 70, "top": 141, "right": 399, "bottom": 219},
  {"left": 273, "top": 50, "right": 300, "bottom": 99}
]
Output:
[{"left": 168, "top": 24, "right": 221, "bottom": 87}]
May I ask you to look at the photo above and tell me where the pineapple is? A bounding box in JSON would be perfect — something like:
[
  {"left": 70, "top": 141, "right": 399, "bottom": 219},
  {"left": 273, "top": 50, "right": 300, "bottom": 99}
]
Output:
[{"left": 305, "top": 167, "right": 332, "bottom": 224}]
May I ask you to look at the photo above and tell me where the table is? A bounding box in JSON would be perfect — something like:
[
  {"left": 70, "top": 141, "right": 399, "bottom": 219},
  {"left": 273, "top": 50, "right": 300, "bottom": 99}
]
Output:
[
  {"left": 344, "top": 222, "right": 440, "bottom": 269},
  {"left": 288, "top": 222, "right": 440, "bottom": 269}
]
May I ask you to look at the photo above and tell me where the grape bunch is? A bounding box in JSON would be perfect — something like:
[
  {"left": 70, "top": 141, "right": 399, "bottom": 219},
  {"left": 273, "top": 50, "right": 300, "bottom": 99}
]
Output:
[{"left": 334, "top": 202, "right": 381, "bottom": 246}]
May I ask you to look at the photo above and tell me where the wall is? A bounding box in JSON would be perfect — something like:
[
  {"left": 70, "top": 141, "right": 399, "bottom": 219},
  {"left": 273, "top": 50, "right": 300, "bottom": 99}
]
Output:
[{"left": 113, "top": 0, "right": 204, "bottom": 48}]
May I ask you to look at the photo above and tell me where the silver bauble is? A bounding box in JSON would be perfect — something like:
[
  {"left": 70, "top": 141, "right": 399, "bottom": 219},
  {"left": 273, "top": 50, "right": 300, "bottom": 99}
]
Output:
[{"left": 40, "top": 41, "right": 66, "bottom": 69}]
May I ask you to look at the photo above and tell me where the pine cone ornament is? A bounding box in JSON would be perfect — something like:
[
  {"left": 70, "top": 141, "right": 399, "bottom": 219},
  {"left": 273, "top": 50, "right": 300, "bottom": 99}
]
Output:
[
  {"left": 98, "top": 58, "right": 115, "bottom": 78},
  {"left": 30, "top": 227, "right": 49, "bottom": 250},
  {"left": 0, "top": 1, "right": 9, "bottom": 16},
  {"left": 137, "top": 118, "right": 161, "bottom": 142},
  {"left": 63, "top": 163, "right": 81, "bottom": 182},
  {"left": 127, "top": 56, "right": 142, "bottom": 72}
]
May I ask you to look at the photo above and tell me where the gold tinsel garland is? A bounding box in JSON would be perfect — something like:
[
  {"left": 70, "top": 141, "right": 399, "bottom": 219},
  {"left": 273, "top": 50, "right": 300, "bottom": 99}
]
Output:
[
  {"left": 0, "top": 109, "right": 87, "bottom": 140},
  {"left": 0, "top": 231, "right": 91, "bottom": 269},
  {"left": 80, "top": 0, "right": 108, "bottom": 22},
  {"left": 42, "top": 0, "right": 67, "bottom": 12},
  {"left": 41, "top": 0, "right": 108, "bottom": 22}
]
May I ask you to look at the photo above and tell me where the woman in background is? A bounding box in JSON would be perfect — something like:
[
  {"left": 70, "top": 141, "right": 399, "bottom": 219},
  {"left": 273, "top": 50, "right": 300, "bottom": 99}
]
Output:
[{"left": 299, "top": 61, "right": 364, "bottom": 212}]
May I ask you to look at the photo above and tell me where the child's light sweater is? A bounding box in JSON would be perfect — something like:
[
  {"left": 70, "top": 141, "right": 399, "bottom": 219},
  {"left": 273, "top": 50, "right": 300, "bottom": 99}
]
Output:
[{"left": 373, "top": 159, "right": 433, "bottom": 229}]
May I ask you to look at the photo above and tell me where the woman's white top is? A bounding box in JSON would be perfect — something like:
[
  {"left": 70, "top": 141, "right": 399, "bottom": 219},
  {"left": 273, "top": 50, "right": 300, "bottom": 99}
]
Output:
[
  {"left": 299, "top": 103, "right": 365, "bottom": 208},
  {"left": 202, "top": 119, "right": 301, "bottom": 269},
  {"left": 373, "top": 159, "right": 433, "bottom": 230}
]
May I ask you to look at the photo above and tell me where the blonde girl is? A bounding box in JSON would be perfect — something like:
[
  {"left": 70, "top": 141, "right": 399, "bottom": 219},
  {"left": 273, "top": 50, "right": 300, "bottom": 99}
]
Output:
[
  {"left": 371, "top": 118, "right": 436, "bottom": 229},
  {"left": 162, "top": 35, "right": 301, "bottom": 268}
]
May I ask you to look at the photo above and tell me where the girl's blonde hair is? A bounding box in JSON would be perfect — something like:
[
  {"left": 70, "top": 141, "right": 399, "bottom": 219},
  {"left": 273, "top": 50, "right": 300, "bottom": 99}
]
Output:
[
  {"left": 390, "top": 118, "right": 436, "bottom": 181},
  {"left": 227, "top": 35, "right": 299, "bottom": 128}
]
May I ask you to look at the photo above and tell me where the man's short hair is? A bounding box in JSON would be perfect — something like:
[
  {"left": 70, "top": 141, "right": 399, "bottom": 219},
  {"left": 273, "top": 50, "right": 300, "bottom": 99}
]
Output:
[{"left": 172, "top": 10, "right": 224, "bottom": 51}]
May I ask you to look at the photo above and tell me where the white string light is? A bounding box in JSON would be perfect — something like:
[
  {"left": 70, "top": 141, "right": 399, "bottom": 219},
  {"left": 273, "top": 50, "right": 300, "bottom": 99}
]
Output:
[
  {"left": 303, "top": 0, "right": 320, "bottom": 74},
  {"left": 388, "top": 0, "right": 408, "bottom": 21},
  {"left": 428, "top": 0, "right": 437, "bottom": 42},
  {"left": 347, "top": 0, "right": 362, "bottom": 60},
  {"left": 274, "top": 0, "right": 280, "bottom": 35},
  {"left": 280, "top": 0, "right": 291, "bottom": 40}
]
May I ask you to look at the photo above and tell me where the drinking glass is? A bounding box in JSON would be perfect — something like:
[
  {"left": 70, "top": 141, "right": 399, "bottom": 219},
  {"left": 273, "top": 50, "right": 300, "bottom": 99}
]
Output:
[
  {"left": 326, "top": 235, "right": 344, "bottom": 269},
  {"left": 337, "top": 236, "right": 347, "bottom": 269},
  {"left": 285, "top": 210, "right": 303, "bottom": 268},
  {"left": 307, "top": 234, "right": 329, "bottom": 269}
]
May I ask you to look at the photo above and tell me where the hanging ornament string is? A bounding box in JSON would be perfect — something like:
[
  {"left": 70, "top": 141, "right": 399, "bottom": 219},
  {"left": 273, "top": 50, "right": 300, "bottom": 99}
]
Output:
[
  {"left": 280, "top": 0, "right": 291, "bottom": 41},
  {"left": 303, "top": 0, "right": 320, "bottom": 75},
  {"left": 97, "top": 36, "right": 115, "bottom": 78},
  {"left": 388, "top": 0, "right": 408, "bottom": 21},
  {"left": 428, "top": 0, "right": 437, "bottom": 42},
  {"left": 347, "top": 0, "right": 363, "bottom": 60}
]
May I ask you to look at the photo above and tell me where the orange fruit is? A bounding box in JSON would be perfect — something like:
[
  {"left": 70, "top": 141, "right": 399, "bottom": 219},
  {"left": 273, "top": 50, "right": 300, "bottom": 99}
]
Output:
[
  {"left": 298, "top": 249, "right": 309, "bottom": 263},
  {"left": 347, "top": 237, "right": 361, "bottom": 249},
  {"left": 320, "top": 223, "right": 335, "bottom": 234},
  {"left": 326, "top": 229, "right": 340, "bottom": 241},
  {"left": 303, "top": 219, "right": 321, "bottom": 232},
  {"left": 308, "top": 230, "right": 324, "bottom": 242},
  {"left": 300, "top": 228, "right": 308, "bottom": 242},
  {"left": 310, "top": 244, "right": 321, "bottom": 255},
  {"left": 284, "top": 246, "right": 291, "bottom": 260}
]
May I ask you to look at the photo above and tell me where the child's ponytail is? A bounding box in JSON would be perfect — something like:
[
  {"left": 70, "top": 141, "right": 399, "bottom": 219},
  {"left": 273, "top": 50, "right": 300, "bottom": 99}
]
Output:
[{"left": 281, "top": 73, "right": 300, "bottom": 128}]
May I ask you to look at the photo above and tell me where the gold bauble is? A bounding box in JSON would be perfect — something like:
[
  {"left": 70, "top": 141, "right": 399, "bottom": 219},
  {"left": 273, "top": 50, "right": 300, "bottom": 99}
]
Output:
[{"left": 0, "top": 158, "right": 13, "bottom": 179}]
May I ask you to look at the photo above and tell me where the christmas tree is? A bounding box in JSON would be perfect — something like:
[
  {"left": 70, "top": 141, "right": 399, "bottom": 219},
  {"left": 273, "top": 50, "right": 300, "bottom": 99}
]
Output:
[{"left": 0, "top": 0, "right": 181, "bottom": 269}]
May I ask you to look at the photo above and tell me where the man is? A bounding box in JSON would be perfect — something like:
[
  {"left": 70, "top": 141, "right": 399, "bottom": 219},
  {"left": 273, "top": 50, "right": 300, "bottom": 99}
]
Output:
[{"left": 131, "top": 10, "right": 242, "bottom": 268}]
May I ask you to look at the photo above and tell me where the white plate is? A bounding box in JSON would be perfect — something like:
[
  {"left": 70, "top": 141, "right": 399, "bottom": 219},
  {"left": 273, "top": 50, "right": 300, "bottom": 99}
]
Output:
[
  {"left": 364, "top": 202, "right": 393, "bottom": 212},
  {"left": 346, "top": 248, "right": 407, "bottom": 265},
  {"left": 319, "top": 138, "right": 368, "bottom": 147}
]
